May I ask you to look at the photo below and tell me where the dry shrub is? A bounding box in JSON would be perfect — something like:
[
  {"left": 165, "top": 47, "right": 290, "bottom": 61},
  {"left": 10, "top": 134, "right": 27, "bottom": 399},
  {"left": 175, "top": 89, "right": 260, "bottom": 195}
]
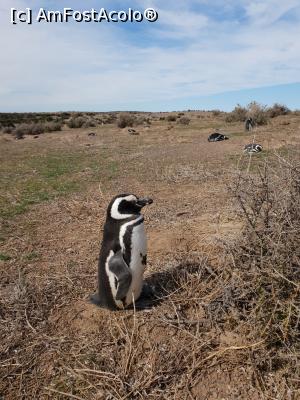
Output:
[
  {"left": 167, "top": 115, "right": 177, "bottom": 122},
  {"left": 102, "top": 113, "right": 117, "bottom": 124},
  {"left": 12, "top": 122, "right": 63, "bottom": 137},
  {"left": 177, "top": 117, "right": 190, "bottom": 125},
  {"left": 67, "top": 117, "right": 86, "bottom": 128},
  {"left": 67, "top": 115, "right": 97, "bottom": 129},
  {"left": 247, "top": 101, "right": 268, "bottom": 125},
  {"left": 117, "top": 113, "right": 136, "bottom": 128},
  {"left": 44, "top": 122, "right": 63, "bottom": 132},
  {"left": 267, "top": 103, "right": 291, "bottom": 118},
  {"left": 223, "top": 155, "right": 300, "bottom": 394},
  {"left": 2, "top": 126, "right": 14, "bottom": 134},
  {"left": 135, "top": 116, "right": 151, "bottom": 126},
  {"left": 82, "top": 120, "right": 96, "bottom": 129},
  {"left": 226, "top": 102, "right": 269, "bottom": 125},
  {"left": 225, "top": 104, "right": 247, "bottom": 122},
  {"left": 14, "top": 123, "right": 32, "bottom": 136}
]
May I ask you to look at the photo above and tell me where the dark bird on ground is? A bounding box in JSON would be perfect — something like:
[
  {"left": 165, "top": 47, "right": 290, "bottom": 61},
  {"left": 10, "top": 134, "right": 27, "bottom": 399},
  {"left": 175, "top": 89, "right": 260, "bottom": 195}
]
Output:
[{"left": 208, "top": 133, "right": 229, "bottom": 142}]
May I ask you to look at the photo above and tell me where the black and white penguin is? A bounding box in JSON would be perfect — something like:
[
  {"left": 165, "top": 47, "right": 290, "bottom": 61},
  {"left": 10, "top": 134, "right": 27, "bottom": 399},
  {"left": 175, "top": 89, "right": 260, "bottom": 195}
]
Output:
[
  {"left": 208, "top": 133, "right": 229, "bottom": 142},
  {"left": 91, "top": 194, "right": 153, "bottom": 310},
  {"left": 244, "top": 143, "right": 263, "bottom": 153},
  {"left": 128, "top": 128, "right": 139, "bottom": 135},
  {"left": 245, "top": 117, "right": 254, "bottom": 131}
]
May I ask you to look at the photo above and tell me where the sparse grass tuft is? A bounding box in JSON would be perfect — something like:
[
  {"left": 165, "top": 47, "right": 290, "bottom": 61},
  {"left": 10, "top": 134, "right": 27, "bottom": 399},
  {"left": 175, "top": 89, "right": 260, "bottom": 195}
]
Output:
[
  {"left": 0, "top": 151, "right": 118, "bottom": 219},
  {"left": 0, "top": 253, "right": 12, "bottom": 261},
  {"left": 24, "top": 251, "right": 40, "bottom": 261}
]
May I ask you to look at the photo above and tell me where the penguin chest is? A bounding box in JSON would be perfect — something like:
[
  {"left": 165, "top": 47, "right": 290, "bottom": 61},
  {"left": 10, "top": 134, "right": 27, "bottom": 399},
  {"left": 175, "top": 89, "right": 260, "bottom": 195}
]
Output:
[
  {"left": 129, "top": 222, "right": 147, "bottom": 272},
  {"left": 124, "top": 221, "right": 147, "bottom": 304}
]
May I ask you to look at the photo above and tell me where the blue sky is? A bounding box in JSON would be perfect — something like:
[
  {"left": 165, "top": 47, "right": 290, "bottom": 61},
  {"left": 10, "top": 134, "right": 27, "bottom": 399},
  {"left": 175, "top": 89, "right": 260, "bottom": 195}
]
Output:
[{"left": 0, "top": 0, "right": 300, "bottom": 111}]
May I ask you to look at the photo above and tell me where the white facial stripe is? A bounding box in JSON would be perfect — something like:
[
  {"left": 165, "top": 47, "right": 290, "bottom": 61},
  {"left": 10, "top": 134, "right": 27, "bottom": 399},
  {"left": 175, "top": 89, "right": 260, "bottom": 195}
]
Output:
[
  {"left": 119, "top": 216, "right": 143, "bottom": 252},
  {"left": 110, "top": 196, "right": 136, "bottom": 220},
  {"left": 124, "top": 195, "right": 137, "bottom": 202}
]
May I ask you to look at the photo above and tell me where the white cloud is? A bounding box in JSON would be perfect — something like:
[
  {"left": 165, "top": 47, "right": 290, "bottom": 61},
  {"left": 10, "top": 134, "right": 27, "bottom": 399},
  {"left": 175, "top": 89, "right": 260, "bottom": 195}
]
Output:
[
  {"left": 245, "top": 0, "right": 299, "bottom": 25},
  {"left": 0, "top": 0, "right": 300, "bottom": 110}
]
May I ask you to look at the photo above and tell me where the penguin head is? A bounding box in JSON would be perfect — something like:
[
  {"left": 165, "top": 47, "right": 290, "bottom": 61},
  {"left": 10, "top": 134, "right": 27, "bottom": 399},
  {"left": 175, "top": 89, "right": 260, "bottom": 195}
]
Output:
[{"left": 108, "top": 194, "right": 153, "bottom": 220}]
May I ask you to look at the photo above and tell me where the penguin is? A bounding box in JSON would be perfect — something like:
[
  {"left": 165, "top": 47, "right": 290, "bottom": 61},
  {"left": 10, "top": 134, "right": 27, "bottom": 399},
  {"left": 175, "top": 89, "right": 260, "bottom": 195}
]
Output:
[
  {"left": 245, "top": 117, "right": 254, "bottom": 131},
  {"left": 208, "top": 133, "right": 229, "bottom": 142},
  {"left": 244, "top": 143, "right": 263, "bottom": 153},
  {"left": 90, "top": 194, "right": 153, "bottom": 310},
  {"left": 128, "top": 128, "right": 139, "bottom": 135}
]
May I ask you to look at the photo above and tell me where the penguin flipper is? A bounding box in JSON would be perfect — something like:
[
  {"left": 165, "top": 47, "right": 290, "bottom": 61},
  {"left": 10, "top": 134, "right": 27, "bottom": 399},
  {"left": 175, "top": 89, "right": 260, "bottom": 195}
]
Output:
[{"left": 109, "top": 251, "right": 132, "bottom": 301}]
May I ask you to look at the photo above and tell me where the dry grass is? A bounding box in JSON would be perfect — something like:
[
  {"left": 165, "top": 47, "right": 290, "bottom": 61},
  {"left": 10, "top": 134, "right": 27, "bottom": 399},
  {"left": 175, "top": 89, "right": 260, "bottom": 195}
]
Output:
[
  {"left": 1, "top": 155, "right": 299, "bottom": 399},
  {"left": 1, "top": 111, "right": 300, "bottom": 399}
]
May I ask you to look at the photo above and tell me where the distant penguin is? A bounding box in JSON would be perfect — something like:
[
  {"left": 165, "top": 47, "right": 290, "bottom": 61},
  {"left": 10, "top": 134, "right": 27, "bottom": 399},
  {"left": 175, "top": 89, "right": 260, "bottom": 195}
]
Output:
[
  {"left": 90, "top": 194, "right": 153, "bottom": 310},
  {"left": 244, "top": 143, "right": 263, "bottom": 153},
  {"left": 245, "top": 118, "right": 254, "bottom": 131},
  {"left": 128, "top": 129, "right": 139, "bottom": 135},
  {"left": 208, "top": 133, "right": 229, "bottom": 142}
]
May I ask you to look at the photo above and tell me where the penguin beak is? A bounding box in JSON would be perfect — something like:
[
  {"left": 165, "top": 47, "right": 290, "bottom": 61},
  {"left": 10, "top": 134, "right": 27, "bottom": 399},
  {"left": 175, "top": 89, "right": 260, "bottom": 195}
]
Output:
[{"left": 136, "top": 197, "right": 153, "bottom": 207}]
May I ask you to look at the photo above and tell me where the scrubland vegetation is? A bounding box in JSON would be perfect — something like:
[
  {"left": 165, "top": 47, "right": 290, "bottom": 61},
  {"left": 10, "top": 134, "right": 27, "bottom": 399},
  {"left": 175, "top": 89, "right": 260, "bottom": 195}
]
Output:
[
  {"left": 0, "top": 104, "right": 300, "bottom": 399},
  {"left": 225, "top": 101, "right": 291, "bottom": 125}
]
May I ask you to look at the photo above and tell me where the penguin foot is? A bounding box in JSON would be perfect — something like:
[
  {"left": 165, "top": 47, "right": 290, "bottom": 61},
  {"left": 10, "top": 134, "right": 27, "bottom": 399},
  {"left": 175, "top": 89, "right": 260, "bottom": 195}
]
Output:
[{"left": 89, "top": 293, "right": 101, "bottom": 306}]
